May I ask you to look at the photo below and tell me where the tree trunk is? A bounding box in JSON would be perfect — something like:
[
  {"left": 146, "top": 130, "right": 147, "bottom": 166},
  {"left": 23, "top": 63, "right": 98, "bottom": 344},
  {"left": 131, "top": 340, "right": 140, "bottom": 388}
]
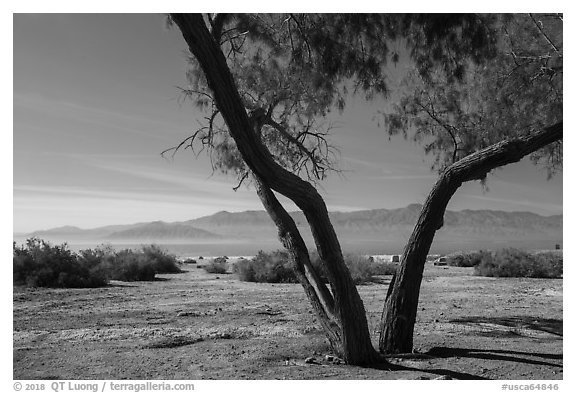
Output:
[
  {"left": 251, "top": 174, "right": 342, "bottom": 349},
  {"left": 170, "top": 13, "right": 381, "bottom": 365},
  {"left": 379, "top": 122, "right": 562, "bottom": 354}
]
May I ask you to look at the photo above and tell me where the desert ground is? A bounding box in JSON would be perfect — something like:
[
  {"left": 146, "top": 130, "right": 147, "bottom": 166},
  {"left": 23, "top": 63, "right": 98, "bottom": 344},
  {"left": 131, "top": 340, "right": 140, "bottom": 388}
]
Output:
[{"left": 13, "top": 263, "right": 562, "bottom": 380}]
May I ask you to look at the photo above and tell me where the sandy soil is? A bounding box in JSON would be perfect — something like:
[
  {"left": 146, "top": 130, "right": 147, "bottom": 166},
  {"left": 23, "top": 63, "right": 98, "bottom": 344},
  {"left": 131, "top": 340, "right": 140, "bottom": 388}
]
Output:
[{"left": 13, "top": 264, "right": 562, "bottom": 380}]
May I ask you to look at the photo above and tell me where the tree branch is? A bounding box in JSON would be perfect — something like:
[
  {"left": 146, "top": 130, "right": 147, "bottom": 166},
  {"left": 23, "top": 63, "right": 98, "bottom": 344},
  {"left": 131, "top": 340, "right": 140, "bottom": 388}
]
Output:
[
  {"left": 232, "top": 171, "right": 249, "bottom": 191},
  {"left": 264, "top": 117, "right": 323, "bottom": 177},
  {"left": 529, "top": 13, "right": 561, "bottom": 56},
  {"left": 416, "top": 100, "right": 460, "bottom": 164},
  {"left": 447, "top": 121, "right": 562, "bottom": 183},
  {"left": 210, "top": 13, "right": 229, "bottom": 43}
]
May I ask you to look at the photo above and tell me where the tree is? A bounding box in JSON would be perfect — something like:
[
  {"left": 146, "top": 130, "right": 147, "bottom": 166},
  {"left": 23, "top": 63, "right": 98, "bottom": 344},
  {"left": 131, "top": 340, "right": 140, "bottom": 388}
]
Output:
[
  {"left": 379, "top": 13, "right": 562, "bottom": 353},
  {"left": 165, "top": 13, "right": 562, "bottom": 363},
  {"left": 168, "top": 13, "right": 382, "bottom": 365}
]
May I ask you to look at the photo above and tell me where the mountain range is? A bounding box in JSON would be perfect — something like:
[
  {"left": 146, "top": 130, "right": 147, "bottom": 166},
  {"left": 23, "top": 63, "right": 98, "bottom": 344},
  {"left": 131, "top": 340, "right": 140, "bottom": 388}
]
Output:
[{"left": 18, "top": 204, "right": 562, "bottom": 253}]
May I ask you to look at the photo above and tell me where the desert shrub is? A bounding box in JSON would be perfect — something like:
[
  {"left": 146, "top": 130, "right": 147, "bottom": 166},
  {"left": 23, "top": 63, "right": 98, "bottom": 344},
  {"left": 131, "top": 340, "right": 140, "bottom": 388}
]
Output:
[
  {"left": 105, "top": 249, "right": 156, "bottom": 281},
  {"left": 79, "top": 245, "right": 181, "bottom": 281},
  {"left": 203, "top": 257, "right": 229, "bottom": 274},
  {"left": 235, "top": 250, "right": 393, "bottom": 284},
  {"left": 309, "top": 252, "right": 395, "bottom": 283},
  {"left": 13, "top": 239, "right": 188, "bottom": 286},
  {"left": 13, "top": 238, "right": 108, "bottom": 288},
  {"left": 344, "top": 254, "right": 398, "bottom": 284},
  {"left": 232, "top": 258, "right": 256, "bottom": 281},
  {"left": 344, "top": 254, "right": 377, "bottom": 284},
  {"left": 533, "top": 251, "right": 563, "bottom": 277},
  {"left": 78, "top": 246, "right": 158, "bottom": 282},
  {"left": 371, "top": 261, "right": 398, "bottom": 276},
  {"left": 75, "top": 245, "right": 113, "bottom": 282},
  {"left": 446, "top": 250, "right": 488, "bottom": 267},
  {"left": 140, "top": 245, "right": 182, "bottom": 274},
  {"left": 474, "top": 248, "right": 562, "bottom": 278},
  {"left": 233, "top": 250, "right": 297, "bottom": 283}
]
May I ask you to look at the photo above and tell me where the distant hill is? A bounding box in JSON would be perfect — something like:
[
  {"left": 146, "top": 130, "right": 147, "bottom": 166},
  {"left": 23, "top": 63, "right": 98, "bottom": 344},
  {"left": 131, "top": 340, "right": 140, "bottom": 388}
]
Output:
[
  {"left": 107, "top": 221, "right": 220, "bottom": 241},
  {"left": 18, "top": 204, "right": 562, "bottom": 252},
  {"left": 184, "top": 204, "right": 561, "bottom": 236},
  {"left": 183, "top": 204, "right": 562, "bottom": 252}
]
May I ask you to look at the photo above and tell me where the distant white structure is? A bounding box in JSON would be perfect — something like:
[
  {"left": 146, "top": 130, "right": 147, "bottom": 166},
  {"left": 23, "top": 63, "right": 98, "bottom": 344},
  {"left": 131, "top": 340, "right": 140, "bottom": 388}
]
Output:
[{"left": 366, "top": 255, "right": 402, "bottom": 263}]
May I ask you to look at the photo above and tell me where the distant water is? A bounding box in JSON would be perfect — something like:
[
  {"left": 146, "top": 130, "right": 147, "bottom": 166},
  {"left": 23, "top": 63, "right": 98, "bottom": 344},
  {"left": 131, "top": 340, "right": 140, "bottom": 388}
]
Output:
[
  {"left": 13, "top": 237, "right": 553, "bottom": 259},
  {"left": 62, "top": 242, "right": 403, "bottom": 259}
]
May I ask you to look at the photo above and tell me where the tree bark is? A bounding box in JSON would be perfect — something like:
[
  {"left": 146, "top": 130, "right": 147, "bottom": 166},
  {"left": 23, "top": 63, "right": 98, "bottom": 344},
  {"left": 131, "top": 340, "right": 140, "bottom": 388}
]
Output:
[
  {"left": 251, "top": 175, "right": 342, "bottom": 347},
  {"left": 379, "top": 122, "right": 562, "bottom": 354},
  {"left": 170, "top": 13, "right": 381, "bottom": 365}
]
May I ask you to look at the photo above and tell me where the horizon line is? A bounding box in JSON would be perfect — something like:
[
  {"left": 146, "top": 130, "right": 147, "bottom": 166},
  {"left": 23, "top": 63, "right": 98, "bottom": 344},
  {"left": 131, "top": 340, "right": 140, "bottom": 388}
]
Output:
[{"left": 14, "top": 203, "right": 563, "bottom": 235}]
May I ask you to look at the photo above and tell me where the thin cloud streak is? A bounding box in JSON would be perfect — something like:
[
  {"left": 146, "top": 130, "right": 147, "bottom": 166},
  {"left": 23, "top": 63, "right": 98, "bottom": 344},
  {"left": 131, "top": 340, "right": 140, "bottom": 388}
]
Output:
[
  {"left": 14, "top": 92, "right": 179, "bottom": 143},
  {"left": 14, "top": 186, "right": 263, "bottom": 232},
  {"left": 459, "top": 193, "right": 562, "bottom": 215},
  {"left": 14, "top": 183, "right": 255, "bottom": 207},
  {"left": 371, "top": 174, "right": 437, "bottom": 180},
  {"left": 83, "top": 160, "right": 240, "bottom": 196}
]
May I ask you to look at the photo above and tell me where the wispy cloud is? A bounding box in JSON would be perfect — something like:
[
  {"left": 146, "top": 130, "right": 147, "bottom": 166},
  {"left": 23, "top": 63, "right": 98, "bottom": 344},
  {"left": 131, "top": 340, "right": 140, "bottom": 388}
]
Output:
[
  {"left": 459, "top": 193, "right": 562, "bottom": 214},
  {"left": 13, "top": 183, "right": 263, "bottom": 232},
  {"left": 14, "top": 92, "right": 182, "bottom": 143},
  {"left": 343, "top": 156, "right": 392, "bottom": 171},
  {"left": 371, "top": 174, "right": 436, "bottom": 181},
  {"left": 342, "top": 155, "right": 436, "bottom": 180},
  {"left": 82, "top": 159, "right": 237, "bottom": 195}
]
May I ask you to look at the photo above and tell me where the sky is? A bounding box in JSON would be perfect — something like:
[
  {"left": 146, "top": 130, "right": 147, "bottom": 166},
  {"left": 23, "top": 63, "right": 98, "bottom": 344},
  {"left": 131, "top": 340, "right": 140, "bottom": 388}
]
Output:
[{"left": 12, "top": 13, "right": 564, "bottom": 233}]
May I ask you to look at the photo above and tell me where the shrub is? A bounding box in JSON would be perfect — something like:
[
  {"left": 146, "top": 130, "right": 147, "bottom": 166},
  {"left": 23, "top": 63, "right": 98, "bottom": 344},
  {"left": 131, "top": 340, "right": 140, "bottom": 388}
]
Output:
[
  {"left": 232, "top": 250, "right": 297, "bottom": 283},
  {"left": 474, "top": 248, "right": 562, "bottom": 278},
  {"left": 203, "top": 257, "right": 229, "bottom": 274},
  {"left": 344, "top": 254, "right": 376, "bottom": 284},
  {"left": 232, "top": 258, "right": 256, "bottom": 282},
  {"left": 446, "top": 250, "right": 487, "bottom": 267},
  {"left": 371, "top": 262, "right": 399, "bottom": 276},
  {"left": 77, "top": 245, "right": 160, "bottom": 282},
  {"left": 13, "top": 238, "right": 108, "bottom": 288},
  {"left": 14, "top": 239, "right": 189, "bottom": 287},
  {"left": 76, "top": 245, "right": 113, "bottom": 282},
  {"left": 234, "top": 250, "right": 395, "bottom": 285},
  {"left": 344, "top": 254, "right": 397, "bottom": 284},
  {"left": 104, "top": 249, "right": 156, "bottom": 281},
  {"left": 140, "top": 245, "right": 182, "bottom": 274},
  {"left": 534, "top": 251, "right": 563, "bottom": 277}
]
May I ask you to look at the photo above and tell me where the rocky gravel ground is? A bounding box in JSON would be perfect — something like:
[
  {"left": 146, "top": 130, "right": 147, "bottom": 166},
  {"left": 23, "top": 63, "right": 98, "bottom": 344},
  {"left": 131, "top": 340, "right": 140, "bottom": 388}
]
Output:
[{"left": 13, "top": 265, "right": 562, "bottom": 380}]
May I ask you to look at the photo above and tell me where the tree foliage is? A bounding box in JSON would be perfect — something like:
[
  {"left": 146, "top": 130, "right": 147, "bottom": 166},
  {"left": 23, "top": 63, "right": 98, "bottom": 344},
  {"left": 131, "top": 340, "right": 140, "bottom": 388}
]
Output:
[
  {"left": 383, "top": 13, "right": 562, "bottom": 176},
  {"left": 166, "top": 13, "right": 501, "bottom": 187}
]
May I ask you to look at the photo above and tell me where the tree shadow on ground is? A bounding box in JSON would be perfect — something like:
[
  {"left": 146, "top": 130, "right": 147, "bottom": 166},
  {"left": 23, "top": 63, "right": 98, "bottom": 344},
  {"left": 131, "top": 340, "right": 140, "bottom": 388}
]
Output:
[
  {"left": 424, "top": 346, "right": 562, "bottom": 368},
  {"left": 450, "top": 316, "right": 563, "bottom": 337},
  {"left": 369, "top": 360, "right": 490, "bottom": 380}
]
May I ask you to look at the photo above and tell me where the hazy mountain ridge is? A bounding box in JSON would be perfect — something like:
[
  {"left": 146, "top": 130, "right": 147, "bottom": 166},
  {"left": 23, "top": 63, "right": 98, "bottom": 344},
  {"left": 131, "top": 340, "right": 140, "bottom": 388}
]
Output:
[
  {"left": 107, "top": 221, "right": 220, "bottom": 241},
  {"left": 186, "top": 204, "right": 561, "bottom": 233},
  {"left": 20, "top": 205, "right": 562, "bottom": 250}
]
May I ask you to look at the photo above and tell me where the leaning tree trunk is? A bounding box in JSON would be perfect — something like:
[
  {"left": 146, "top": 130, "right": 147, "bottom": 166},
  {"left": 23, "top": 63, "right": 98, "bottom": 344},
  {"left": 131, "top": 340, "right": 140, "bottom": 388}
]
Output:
[
  {"left": 170, "top": 13, "right": 381, "bottom": 365},
  {"left": 379, "top": 122, "right": 562, "bottom": 354},
  {"left": 251, "top": 174, "right": 343, "bottom": 351}
]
